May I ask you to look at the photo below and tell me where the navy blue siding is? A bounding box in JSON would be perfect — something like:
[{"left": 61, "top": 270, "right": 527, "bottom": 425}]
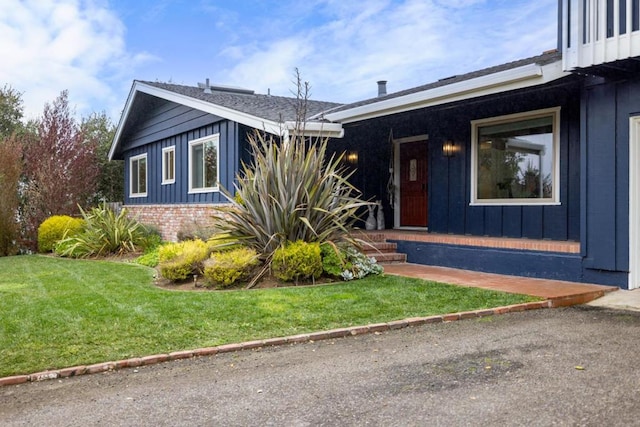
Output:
[
  {"left": 122, "top": 99, "right": 239, "bottom": 205},
  {"left": 395, "top": 240, "right": 585, "bottom": 283},
  {"left": 331, "top": 79, "right": 582, "bottom": 241},
  {"left": 581, "top": 76, "right": 640, "bottom": 277},
  {"left": 126, "top": 101, "right": 222, "bottom": 150}
]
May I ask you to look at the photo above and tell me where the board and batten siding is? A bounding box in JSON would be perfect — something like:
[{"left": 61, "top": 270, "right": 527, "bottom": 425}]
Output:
[
  {"left": 581, "top": 76, "right": 640, "bottom": 277},
  {"left": 122, "top": 102, "right": 239, "bottom": 205},
  {"left": 332, "top": 79, "right": 582, "bottom": 242}
]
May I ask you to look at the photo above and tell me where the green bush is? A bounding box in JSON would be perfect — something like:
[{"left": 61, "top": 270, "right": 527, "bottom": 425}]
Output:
[
  {"left": 203, "top": 247, "right": 260, "bottom": 288},
  {"left": 54, "top": 203, "right": 147, "bottom": 258},
  {"left": 138, "top": 225, "right": 163, "bottom": 253},
  {"left": 158, "top": 239, "right": 211, "bottom": 282},
  {"left": 320, "top": 242, "right": 348, "bottom": 277},
  {"left": 134, "top": 244, "right": 162, "bottom": 267},
  {"left": 272, "top": 240, "right": 322, "bottom": 282},
  {"left": 38, "top": 215, "right": 84, "bottom": 253},
  {"left": 321, "top": 243, "right": 383, "bottom": 281}
]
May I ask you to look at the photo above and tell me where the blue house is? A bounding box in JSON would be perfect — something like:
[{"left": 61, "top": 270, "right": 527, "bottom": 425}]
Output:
[
  {"left": 320, "top": 0, "right": 640, "bottom": 290},
  {"left": 108, "top": 80, "right": 342, "bottom": 240},
  {"left": 110, "top": 0, "right": 640, "bottom": 289}
]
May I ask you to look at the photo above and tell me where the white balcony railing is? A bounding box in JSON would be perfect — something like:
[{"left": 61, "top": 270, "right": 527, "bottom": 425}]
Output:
[{"left": 563, "top": 0, "right": 640, "bottom": 70}]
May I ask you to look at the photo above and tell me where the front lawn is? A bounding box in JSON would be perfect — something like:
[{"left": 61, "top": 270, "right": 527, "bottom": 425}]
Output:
[{"left": 0, "top": 255, "right": 538, "bottom": 377}]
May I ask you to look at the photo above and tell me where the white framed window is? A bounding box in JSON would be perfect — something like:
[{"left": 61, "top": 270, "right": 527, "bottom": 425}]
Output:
[
  {"left": 162, "top": 146, "right": 175, "bottom": 185},
  {"left": 470, "top": 107, "right": 561, "bottom": 206},
  {"left": 130, "top": 153, "right": 147, "bottom": 198},
  {"left": 188, "top": 134, "right": 220, "bottom": 193}
]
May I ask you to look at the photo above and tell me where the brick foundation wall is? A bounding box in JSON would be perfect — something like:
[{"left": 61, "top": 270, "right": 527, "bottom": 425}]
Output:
[{"left": 125, "top": 204, "right": 228, "bottom": 242}]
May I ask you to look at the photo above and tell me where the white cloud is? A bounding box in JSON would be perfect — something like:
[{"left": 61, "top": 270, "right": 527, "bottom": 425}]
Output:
[
  {"left": 213, "top": 0, "right": 558, "bottom": 103},
  {"left": 0, "top": 0, "right": 155, "bottom": 121}
]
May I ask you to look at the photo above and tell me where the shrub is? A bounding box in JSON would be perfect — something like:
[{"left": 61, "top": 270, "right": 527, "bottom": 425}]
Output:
[
  {"left": 176, "top": 219, "right": 214, "bottom": 242},
  {"left": 321, "top": 242, "right": 384, "bottom": 281},
  {"left": 158, "top": 239, "right": 211, "bottom": 281},
  {"left": 138, "top": 225, "right": 163, "bottom": 253},
  {"left": 134, "top": 244, "right": 162, "bottom": 267},
  {"left": 320, "top": 242, "right": 348, "bottom": 277},
  {"left": 210, "top": 75, "right": 374, "bottom": 274},
  {"left": 38, "top": 215, "right": 84, "bottom": 253},
  {"left": 55, "top": 203, "right": 146, "bottom": 258},
  {"left": 271, "top": 240, "right": 322, "bottom": 282},
  {"left": 203, "top": 247, "right": 260, "bottom": 288}
]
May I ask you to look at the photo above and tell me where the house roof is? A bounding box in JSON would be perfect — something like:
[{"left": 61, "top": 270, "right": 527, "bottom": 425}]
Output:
[
  {"left": 108, "top": 80, "right": 344, "bottom": 161},
  {"left": 142, "top": 81, "right": 342, "bottom": 123},
  {"left": 110, "top": 51, "right": 569, "bottom": 160},
  {"left": 320, "top": 50, "right": 568, "bottom": 124}
]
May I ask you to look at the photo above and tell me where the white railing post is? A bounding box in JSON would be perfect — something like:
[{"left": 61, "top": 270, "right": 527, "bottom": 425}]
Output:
[
  {"left": 563, "top": 0, "right": 581, "bottom": 70},
  {"left": 564, "top": 0, "right": 640, "bottom": 70}
]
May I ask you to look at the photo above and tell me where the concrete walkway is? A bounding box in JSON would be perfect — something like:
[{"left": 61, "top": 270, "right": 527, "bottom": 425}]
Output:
[{"left": 383, "top": 263, "right": 620, "bottom": 307}]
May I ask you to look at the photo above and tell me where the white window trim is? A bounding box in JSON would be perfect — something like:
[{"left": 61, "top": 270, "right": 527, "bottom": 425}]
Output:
[
  {"left": 188, "top": 134, "right": 220, "bottom": 194},
  {"left": 162, "top": 146, "right": 176, "bottom": 185},
  {"left": 470, "top": 107, "right": 561, "bottom": 206},
  {"left": 129, "top": 153, "right": 147, "bottom": 198}
]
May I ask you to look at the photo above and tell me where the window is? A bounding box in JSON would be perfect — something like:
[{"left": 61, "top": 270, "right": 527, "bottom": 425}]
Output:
[
  {"left": 471, "top": 108, "right": 560, "bottom": 205},
  {"left": 189, "top": 134, "right": 219, "bottom": 193},
  {"left": 130, "top": 153, "right": 147, "bottom": 197},
  {"left": 162, "top": 146, "right": 175, "bottom": 185}
]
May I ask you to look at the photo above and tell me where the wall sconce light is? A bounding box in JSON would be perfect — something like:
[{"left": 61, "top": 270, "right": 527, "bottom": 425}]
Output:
[
  {"left": 346, "top": 150, "right": 359, "bottom": 164},
  {"left": 442, "top": 140, "right": 456, "bottom": 157}
]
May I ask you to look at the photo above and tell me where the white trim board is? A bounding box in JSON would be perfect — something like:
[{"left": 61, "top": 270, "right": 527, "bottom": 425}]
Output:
[
  {"left": 629, "top": 116, "right": 640, "bottom": 289},
  {"left": 325, "top": 61, "right": 570, "bottom": 124}
]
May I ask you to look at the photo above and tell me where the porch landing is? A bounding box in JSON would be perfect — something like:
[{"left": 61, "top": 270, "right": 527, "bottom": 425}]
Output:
[
  {"left": 383, "top": 263, "right": 617, "bottom": 308},
  {"left": 362, "top": 230, "right": 580, "bottom": 254}
]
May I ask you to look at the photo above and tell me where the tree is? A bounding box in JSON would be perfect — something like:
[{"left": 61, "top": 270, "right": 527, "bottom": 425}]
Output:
[
  {"left": 0, "top": 84, "right": 24, "bottom": 139},
  {"left": 82, "top": 112, "right": 123, "bottom": 203},
  {"left": 0, "top": 135, "right": 22, "bottom": 255},
  {"left": 20, "top": 91, "right": 100, "bottom": 249}
]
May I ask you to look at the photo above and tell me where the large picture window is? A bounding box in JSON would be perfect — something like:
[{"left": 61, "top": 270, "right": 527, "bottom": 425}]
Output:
[
  {"left": 189, "top": 134, "right": 219, "bottom": 193},
  {"left": 130, "top": 153, "right": 147, "bottom": 197},
  {"left": 162, "top": 146, "right": 175, "bottom": 185},
  {"left": 471, "top": 108, "right": 560, "bottom": 205}
]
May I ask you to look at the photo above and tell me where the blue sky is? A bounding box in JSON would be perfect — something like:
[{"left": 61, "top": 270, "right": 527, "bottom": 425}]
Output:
[{"left": 0, "top": 0, "right": 558, "bottom": 123}]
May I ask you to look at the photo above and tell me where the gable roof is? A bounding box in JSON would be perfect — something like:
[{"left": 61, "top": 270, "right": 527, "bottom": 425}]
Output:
[
  {"left": 319, "top": 50, "right": 569, "bottom": 124},
  {"left": 109, "top": 81, "right": 344, "bottom": 161}
]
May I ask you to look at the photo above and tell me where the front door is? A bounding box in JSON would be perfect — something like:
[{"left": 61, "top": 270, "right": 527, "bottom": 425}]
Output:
[{"left": 399, "top": 141, "right": 428, "bottom": 227}]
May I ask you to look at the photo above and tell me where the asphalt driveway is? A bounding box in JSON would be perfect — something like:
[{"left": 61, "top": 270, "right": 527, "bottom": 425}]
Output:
[{"left": 2, "top": 306, "right": 640, "bottom": 426}]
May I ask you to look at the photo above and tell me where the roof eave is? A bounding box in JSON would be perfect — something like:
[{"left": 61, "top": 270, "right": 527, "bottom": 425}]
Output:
[
  {"left": 108, "top": 81, "right": 289, "bottom": 161},
  {"left": 284, "top": 121, "right": 344, "bottom": 138},
  {"left": 324, "top": 60, "right": 570, "bottom": 124}
]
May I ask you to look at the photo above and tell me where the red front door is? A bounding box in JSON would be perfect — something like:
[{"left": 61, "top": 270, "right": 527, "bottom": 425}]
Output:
[{"left": 400, "top": 141, "right": 428, "bottom": 227}]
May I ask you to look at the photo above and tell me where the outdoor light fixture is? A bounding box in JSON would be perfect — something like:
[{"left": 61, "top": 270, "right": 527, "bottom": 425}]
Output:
[
  {"left": 442, "top": 140, "right": 456, "bottom": 157},
  {"left": 346, "top": 150, "right": 359, "bottom": 164}
]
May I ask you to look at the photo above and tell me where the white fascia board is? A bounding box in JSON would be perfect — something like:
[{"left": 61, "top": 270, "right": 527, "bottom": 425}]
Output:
[
  {"left": 324, "top": 61, "right": 569, "bottom": 124},
  {"left": 284, "top": 121, "right": 344, "bottom": 138},
  {"left": 108, "top": 81, "right": 284, "bottom": 160},
  {"left": 108, "top": 83, "right": 138, "bottom": 161}
]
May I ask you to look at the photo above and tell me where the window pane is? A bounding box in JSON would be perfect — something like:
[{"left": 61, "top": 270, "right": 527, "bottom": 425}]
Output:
[
  {"left": 139, "top": 157, "right": 146, "bottom": 193},
  {"left": 204, "top": 141, "right": 218, "bottom": 188},
  {"left": 132, "top": 159, "right": 139, "bottom": 194},
  {"left": 164, "top": 149, "right": 174, "bottom": 181},
  {"left": 477, "top": 116, "right": 553, "bottom": 200},
  {"left": 192, "top": 144, "right": 204, "bottom": 189},
  {"left": 168, "top": 150, "right": 174, "bottom": 180}
]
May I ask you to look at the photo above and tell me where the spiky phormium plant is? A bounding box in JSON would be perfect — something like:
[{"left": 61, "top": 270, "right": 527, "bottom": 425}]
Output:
[{"left": 212, "top": 130, "right": 372, "bottom": 281}]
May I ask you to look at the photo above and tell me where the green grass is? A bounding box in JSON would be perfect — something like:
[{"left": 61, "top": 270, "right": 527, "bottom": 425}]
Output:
[{"left": 0, "top": 255, "right": 539, "bottom": 377}]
